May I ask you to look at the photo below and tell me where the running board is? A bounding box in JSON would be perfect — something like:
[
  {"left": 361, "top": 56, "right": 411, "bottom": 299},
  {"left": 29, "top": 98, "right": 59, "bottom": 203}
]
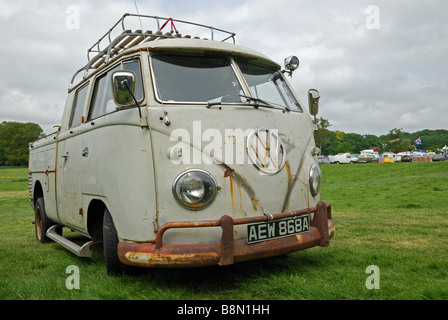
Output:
[{"left": 46, "top": 225, "right": 94, "bottom": 258}]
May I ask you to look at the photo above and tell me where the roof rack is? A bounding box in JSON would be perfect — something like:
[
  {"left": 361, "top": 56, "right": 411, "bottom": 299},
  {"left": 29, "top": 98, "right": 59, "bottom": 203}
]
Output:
[{"left": 68, "top": 13, "right": 236, "bottom": 91}]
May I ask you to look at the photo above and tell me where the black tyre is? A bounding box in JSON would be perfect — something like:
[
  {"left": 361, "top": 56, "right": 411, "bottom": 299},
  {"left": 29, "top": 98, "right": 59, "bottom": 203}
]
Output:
[
  {"left": 35, "top": 197, "right": 53, "bottom": 243},
  {"left": 103, "top": 207, "right": 125, "bottom": 276}
]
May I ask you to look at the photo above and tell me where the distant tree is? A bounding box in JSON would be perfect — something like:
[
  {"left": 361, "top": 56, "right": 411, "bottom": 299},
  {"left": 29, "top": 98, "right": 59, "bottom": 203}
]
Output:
[
  {"left": 409, "top": 129, "right": 448, "bottom": 151},
  {"left": 0, "top": 121, "right": 44, "bottom": 166},
  {"left": 0, "top": 148, "right": 6, "bottom": 164},
  {"left": 427, "top": 144, "right": 444, "bottom": 152},
  {"left": 314, "top": 117, "right": 331, "bottom": 154},
  {"left": 362, "top": 135, "right": 382, "bottom": 153},
  {"left": 344, "top": 133, "right": 363, "bottom": 153},
  {"left": 334, "top": 130, "right": 345, "bottom": 143},
  {"left": 322, "top": 131, "right": 338, "bottom": 155},
  {"left": 336, "top": 141, "right": 353, "bottom": 154},
  {"left": 382, "top": 128, "right": 413, "bottom": 153}
]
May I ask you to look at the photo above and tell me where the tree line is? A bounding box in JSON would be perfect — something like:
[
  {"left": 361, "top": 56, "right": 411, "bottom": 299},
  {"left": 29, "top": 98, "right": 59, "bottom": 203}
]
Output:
[
  {"left": 0, "top": 121, "right": 44, "bottom": 166},
  {"left": 314, "top": 117, "right": 448, "bottom": 155}
]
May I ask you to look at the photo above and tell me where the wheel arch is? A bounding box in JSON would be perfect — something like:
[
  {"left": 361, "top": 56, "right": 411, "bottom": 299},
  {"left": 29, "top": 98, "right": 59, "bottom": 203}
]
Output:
[
  {"left": 87, "top": 199, "right": 107, "bottom": 242},
  {"left": 33, "top": 180, "right": 44, "bottom": 205}
]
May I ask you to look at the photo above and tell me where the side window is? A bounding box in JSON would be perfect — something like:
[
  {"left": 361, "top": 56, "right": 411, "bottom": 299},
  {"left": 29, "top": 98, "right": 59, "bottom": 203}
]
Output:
[
  {"left": 88, "top": 58, "right": 144, "bottom": 121},
  {"left": 88, "top": 65, "right": 120, "bottom": 121},
  {"left": 69, "top": 84, "right": 88, "bottom": 128},
  {"left": 123, "top": 60, "right": 144, "bottom": 101}
]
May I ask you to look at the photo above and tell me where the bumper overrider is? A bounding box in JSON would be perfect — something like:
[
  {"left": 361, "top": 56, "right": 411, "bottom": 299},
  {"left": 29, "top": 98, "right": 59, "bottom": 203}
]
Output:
[{"left": 118, "top": 201, "right": 335, "bottom": 267}]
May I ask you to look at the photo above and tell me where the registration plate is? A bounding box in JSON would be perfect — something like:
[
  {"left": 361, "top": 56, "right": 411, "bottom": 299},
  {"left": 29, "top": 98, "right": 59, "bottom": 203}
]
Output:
[{"left": 247, "top": 215, "right": 310, "bottom": 244}]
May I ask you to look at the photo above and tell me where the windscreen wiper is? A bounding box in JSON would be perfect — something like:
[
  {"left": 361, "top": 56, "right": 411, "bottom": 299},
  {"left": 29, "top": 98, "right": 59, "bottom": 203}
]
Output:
[
  {"left": 206, "top": 101, "right": 223, "bottom": 108},
  {"left": 206, "top": 99, "right": 268, "bottom": 109},
  {"left": 239, "top": 95, "right": 289, "bottom": 111},
  {"left": 239, "top": 95, "right": 273, "bottom": 109},
  {"left": 206, "top": 95, "right": 290, "bottom": 111}
]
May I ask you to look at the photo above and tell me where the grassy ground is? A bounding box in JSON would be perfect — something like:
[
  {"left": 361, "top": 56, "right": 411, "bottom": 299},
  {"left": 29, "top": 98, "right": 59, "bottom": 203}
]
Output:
[{"left": 0, "top": 163, "right": 447, "bottom": 300}]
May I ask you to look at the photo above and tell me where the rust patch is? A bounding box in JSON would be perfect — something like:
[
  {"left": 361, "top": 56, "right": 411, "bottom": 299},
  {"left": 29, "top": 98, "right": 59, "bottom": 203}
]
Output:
[
  {"left": 218, "top": 163, "right": 259, "bottom": 211},
  {"left": 285, "top": 161, "right": 291, "bottom": 181},
  {"left": 229, "top": 175, "right": 235, "bottom": 217},
  {"left": 306, "top": 187, "right": 310, "bottom": 208},
  {"left": 218, "top": 215, "right": 234, "bottom": 266},
  {"left": 125, "top": 251, "right": 219, "bottom": 266},
  {"left": 220, "top": 163, "right": 234, "bottom": 177}
]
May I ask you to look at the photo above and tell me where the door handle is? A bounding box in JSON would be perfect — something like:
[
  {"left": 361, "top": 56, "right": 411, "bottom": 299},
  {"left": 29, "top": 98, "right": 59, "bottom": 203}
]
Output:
[
  {"left": 82, "top": 147, "right": 89, "bottom": 157},
  {"left": 61, "top": 152, "right": 69, "bottom": 159}
]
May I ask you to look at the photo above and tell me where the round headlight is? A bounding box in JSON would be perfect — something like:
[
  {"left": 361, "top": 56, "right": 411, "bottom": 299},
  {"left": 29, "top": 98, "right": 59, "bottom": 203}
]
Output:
[
  {"left": 173, "top": 169, "right": 218, "bottom": 209},
  {"left": 309, "top": 163, "right": 322, "bottom": 197}
]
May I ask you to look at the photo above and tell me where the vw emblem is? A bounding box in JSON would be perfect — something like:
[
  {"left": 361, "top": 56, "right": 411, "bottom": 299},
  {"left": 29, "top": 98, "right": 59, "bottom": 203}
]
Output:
[{"left": 246, "top": 127, "right": 286, "bottom": 175}]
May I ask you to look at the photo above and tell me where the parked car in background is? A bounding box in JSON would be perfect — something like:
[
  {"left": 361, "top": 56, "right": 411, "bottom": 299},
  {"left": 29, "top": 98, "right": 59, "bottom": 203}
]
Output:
[
  {"left": 359, "top": 149, "right": 379, "bottom": 163},
  {"left": 401, "top": 155, "right": 412, "bottom": 162},
  {"left": 318, "top": 156, "right": 330, "bottom": 165},
  {"left": 432, "top": 154, "right": 445, "bottom": 161},
  {"left": 334, "top": 153, "right": 358, "bottom": 164},
  {"left": 413, "top": 152, "right": 427, "bottom": 157}
]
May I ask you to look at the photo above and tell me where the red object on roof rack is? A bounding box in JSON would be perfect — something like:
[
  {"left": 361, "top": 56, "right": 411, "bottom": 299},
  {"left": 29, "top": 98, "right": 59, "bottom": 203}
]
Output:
[{"left": 159, "top": 17, "right": 178, "bottom": 33}]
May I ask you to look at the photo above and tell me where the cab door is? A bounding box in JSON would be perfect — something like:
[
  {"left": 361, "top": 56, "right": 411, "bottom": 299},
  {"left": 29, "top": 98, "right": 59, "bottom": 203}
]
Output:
[{"left": 56, "top": 83, "right": 89, "bottom": 230}]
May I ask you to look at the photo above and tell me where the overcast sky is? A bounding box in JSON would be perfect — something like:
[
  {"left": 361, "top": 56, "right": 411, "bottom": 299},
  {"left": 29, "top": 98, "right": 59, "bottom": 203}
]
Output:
[{"left": 1, "top": 0, "right": 447, "bottom": 136}]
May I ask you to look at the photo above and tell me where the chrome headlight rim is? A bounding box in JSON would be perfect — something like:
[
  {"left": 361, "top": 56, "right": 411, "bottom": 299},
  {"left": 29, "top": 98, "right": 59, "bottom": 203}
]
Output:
[
  {"left": 309, "top": 163, "right": 322, "bottom": 197},
  {"left": 284, "top": 55, "right": 300, "bottom": 71},
  {"left": 172, "top": 169, "right": 218, "bottom": 210}
]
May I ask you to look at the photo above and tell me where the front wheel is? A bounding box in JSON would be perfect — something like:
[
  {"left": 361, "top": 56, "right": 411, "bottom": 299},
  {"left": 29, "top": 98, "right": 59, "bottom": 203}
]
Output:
[{"left": 103, "top": 208, "right": 125, "bottom": 276}]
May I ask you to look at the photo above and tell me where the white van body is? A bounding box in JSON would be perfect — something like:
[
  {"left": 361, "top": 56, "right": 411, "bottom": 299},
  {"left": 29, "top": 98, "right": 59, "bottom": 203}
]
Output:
[
  {"left": 334, "top": 153, "right": 358, "bottom": 164},
  {"left": 28, "top": 14, "right": 334, "bottom": 274}
]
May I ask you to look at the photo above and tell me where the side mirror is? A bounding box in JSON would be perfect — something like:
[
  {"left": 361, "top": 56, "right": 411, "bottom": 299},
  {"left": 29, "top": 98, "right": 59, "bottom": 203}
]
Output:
[
  {"left": 111, "top": 70, "right": 137, "bottom": 107},
  {"left": 308, "top": 89, "right": 320, "bottom": 116}
]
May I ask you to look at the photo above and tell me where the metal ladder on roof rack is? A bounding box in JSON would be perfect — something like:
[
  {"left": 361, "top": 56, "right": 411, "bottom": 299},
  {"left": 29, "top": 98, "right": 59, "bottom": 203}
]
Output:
[{"left": 68, "top": 13, "right": 236, "bottom": 90}]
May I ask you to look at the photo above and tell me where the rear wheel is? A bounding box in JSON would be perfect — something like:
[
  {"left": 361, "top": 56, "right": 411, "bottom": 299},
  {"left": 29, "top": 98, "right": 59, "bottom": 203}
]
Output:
[
  {"left": 35, "top": 197, "right": 53, "bottom": 243},
  {"left": 103, "top": 207, "right": 125, "bottom": 276}
]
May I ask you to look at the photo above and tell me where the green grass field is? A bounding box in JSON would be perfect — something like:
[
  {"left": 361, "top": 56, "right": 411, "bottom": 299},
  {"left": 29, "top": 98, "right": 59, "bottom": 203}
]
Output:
[{"left": 0, "top": 163, "right": 447, "bottom": 300}]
